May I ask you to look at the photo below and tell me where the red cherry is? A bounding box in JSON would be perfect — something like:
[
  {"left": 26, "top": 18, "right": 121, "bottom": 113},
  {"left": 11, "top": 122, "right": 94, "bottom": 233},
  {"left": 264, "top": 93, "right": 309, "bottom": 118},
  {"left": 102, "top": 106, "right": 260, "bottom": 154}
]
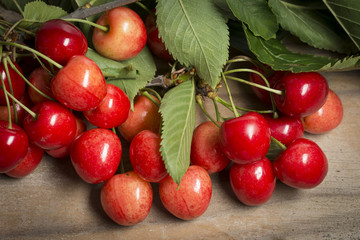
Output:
[
  {"left": 303, "top": 89, "right": 343, "bottom": 134},
  {"left": 0, "top": 60, "right": 25, "bottom": 106},
  {"left": 0, "top": 93, "right": 33, "bottom": 126},
  {"left": 92, "top": 7, "right": 147, "bottom": 61},
  {"left": 159, "top": 165, "right": 212, "bottom": 220},
  {"left": 51, "top": 55, "right": 107, "bottom": 111},
  {"left": 70, "top": 128, "right": 122, "bottom": 184},
  {"left": 273, "top": 72, "right": 329, "bottom": 118},
  {"left": 101, "top": 171, "right": 153, "bottom": 226},
  {"left": 83, "top": 83, "right": 130, "bottom": 128},
  {"left": 230, "top": 157, "right": 276, "bottom": 206},
  {"left": 117, "top": 95, "right": 161, "bottom": 142},
  {"left": 273, "top": 138, "right": 328, "bottom": 189},
  {"left": 5, "top": 143, "right": 44, "bottom": 178},
  {"left": 23, "top": 101, "right": 77, "bottom": 150},
  {"left": 264, "top": 114, "right": 304, "bottom": 146},
  {"left": 0, "top": 121, "right": 29, "bottom": 173},
  {"left": 28, "top": 67, "right": 55, "bottom": 105},
  {"left": 35, "top": 19, "right": 88, "bottom": 65},
  {"left": 190, "top": 121, "right": 230, "bottom": 174},
  {"left": 249, "top": 65, "right": 286, "bottom": 106},
  {"left": 219, "top": 112, "right": 271, "bottom": 164},
  {"left": 129, "top": 130, "right": 168, "bottom": 183}
]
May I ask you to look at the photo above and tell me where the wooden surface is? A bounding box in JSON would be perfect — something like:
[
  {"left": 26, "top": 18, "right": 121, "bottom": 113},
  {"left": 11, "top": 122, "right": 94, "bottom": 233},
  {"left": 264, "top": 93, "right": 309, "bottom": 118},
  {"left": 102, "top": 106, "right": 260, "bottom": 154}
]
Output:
[{"left": 1, "top": 70, "right": 359, "bottom": 240}]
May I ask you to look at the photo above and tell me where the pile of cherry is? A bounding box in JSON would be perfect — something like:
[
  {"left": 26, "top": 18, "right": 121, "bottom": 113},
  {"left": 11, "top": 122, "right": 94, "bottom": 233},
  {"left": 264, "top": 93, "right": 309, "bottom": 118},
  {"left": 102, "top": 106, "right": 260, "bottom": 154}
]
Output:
[{"left": 0, "top": 6, "right": 344, "bottom": 226}]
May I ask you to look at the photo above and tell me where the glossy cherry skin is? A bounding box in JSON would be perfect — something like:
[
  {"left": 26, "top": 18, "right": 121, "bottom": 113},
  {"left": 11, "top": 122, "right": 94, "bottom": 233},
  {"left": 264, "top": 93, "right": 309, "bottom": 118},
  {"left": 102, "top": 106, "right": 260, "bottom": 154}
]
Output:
[
  {"left": 117, "top": 95, "right": 161, "bottom": 142},
  {"left": 70, "top": 128, "right": 122, "bottom": 184},
  {"left": 230, "top": 157, "right": 276, "bottom": 206},
  {"left": 159, "top": 165, "right": 212, "bottom": 220},
  {"left": 273, "top": 72, "right": 329, "bottom": 118},
  {"left": 273, "top": 138, "right": 328, "bottom": 189},
  {"left": 92, "top": 6, "right": 147, "bottom": 61},
  {"left": 191, "top": 121, "right": 230, "bottom": 174},
  {"left": 303, "top": 89, "right": 343, "bottom": 134},
  {"left": 23, "top": 101, "right": 77, "bottom": 150},
  {"left": 101, "top": 171, "right": 153, "bottom": 226},
  {"left": 35, "top": 19, "right": 88, "bottom": 65},
  {"left": 264, "top": 114, "right": 304, "bottom": 146},
  {"left": 83, "top": 83, "right": 130, "bottom": 128},
  {"left": 28, "top": 67, "right": 55, "bottom": 105},
  {"left": 249, "top": 65, "right": 286, "bottom": 106},
  {"left": 51, "top": 55, "right": 107, "bottom": 111},
  {"left": 129, "top": 130, "right": 168, "bottom": 183},
  {"left": 46, "top": 116, "right": 87, "bottom": 158},
  {"left": 5, "top": 143, "right": 43, "bottom": 178},
  {"left": 0, "top": 93, "right": 33, "bottom": 126},
  {"left": 144, "top": 12, "right": 173, "bottom": 61},
  {"left": 0, "top": 60, "right": 25, "bottom": 106},
  {"left": 0, "top": 121, "right": 29, "bottom": 173},
  {"left": 220, "top": 112, "right": 271, "bottom": 164}
]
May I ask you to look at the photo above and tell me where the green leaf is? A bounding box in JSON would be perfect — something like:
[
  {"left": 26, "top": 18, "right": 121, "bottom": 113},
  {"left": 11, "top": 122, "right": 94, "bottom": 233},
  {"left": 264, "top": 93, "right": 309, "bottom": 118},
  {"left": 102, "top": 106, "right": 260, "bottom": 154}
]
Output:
[
  {"left": 156, "top": 0, "right": 229, "bottom": 89},
  {"left": 20, "top": 1, "right": 67, "bottom": 29},
  {"left": 244, "top": 25, "right": 360, "bottom": 72},
  {"left": 159, "top": 80, "right": 196, "bottom": 185},
  {"left": 269, "top": 0, "right": 354, "bottom": 54},
  {"left": 323, "top": 0, "right": 360, "bottom": 51},
  {"left": 226, "top": 0, "right": 278, "bottom": 40}
]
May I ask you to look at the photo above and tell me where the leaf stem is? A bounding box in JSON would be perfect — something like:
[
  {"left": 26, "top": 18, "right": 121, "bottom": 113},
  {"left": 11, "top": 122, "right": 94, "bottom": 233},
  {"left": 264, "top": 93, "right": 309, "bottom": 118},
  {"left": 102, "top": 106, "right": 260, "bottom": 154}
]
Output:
[{"left": 63, "top": 18, "right": 108, "bottom": 32}]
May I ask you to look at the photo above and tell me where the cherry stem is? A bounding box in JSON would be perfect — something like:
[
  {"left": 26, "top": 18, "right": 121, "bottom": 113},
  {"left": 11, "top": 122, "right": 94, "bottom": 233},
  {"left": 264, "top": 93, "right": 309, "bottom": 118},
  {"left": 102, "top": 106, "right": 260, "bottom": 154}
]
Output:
[
  {"left": 136, "top": 1, "right": 155, "bottom": 18},
  {"left": 215, "top": 96, "right": 273, "bottom": 114},
  {"left": 113, "top": 127, "right": 125, "bottom": 174},
  {"left": 225, "top": 75, "right": 282, "bottom": 95},
  {"left": 0, "top": 66, "right": 12, "bottom": 129},
  {"left": 140, "top": 89, "right": 161, "bottom": 108},
  {"left": 221, "top": 72, "right": 239, "bottom": 118},
  {"left": 3, "top": 58, "right": 18, "bottom": 124},
  {"left": 6, "top": 57, "right": 56, "bottom": 102},
  {"left": 196, "top": 95, "right": 220, "bottom": 128},
  {"left": 271, "top": 136, "right": 287, "bottom": 151},
  {"left": 0, "top": 20, "right": 35, "bottom": 37},
  {"left": 64, "top": 18, "right": 108, "bottom": 32},
  {"left": 0, "top": 41, "right": 63, "bottom": 69},
  {"left": 13, "top": 0, "right": 24, "bottom": 16},
  {"left": 212, "top": 98, "right": 222, "bottom": 122}
]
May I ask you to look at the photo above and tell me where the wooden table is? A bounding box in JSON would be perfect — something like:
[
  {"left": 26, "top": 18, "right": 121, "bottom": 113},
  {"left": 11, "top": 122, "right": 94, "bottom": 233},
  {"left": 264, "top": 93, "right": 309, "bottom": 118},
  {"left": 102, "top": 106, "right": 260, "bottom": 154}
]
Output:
[{"left": 1, "top": 70, "right": 359, "bottom": 240}]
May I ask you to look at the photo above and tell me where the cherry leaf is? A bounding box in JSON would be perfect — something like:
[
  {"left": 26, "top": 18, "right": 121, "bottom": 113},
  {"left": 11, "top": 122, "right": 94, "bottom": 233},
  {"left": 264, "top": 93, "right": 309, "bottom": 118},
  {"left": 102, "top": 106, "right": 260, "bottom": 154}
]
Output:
[{"left": 159, "top": 80, "right": 196, "bottom": 185}]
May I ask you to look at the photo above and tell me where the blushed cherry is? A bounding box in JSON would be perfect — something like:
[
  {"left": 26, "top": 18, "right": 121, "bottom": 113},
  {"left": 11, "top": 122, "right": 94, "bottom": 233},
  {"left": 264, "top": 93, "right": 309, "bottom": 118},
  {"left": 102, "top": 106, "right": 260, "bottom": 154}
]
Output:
[
  {"left": 5, "top": 143, "right": 44, "bottom": 178},
  {"left": 28, "top": 67, "right": 55, "bottom": 104},
  {"left": 0, "top": 60, "right": 25, "bottom": 106},
  {"left": 23, "top": 101, "right": 77, "bottom": 150},
  {"left": 273, "top": 138, "right": 328, "bottom": 189},
  {"left": 51, "top": 55, "right": 107, "bottom": 111},
  {"left": 0, "top": 121, "right": 29, "bottom": 173},
  {"left": 273, "top": 72, "right": 329, "bottom": 118},
  {"left": 129, "top": 130, "right": 167, "bottom": 183},
  {"left": 190, "top": 121, "right": 230, "bottom": 174},
  {"left": 70, "top": 128, "right": 121, "bottom": 184},
  {"left": 230, "top": 157, "right": 276, "bottom": 206},
  {"left": 219, "top": 112, "right": 271, "bottom": 164},
  {"left": 83, "top": 83, "right": 130, "bottom": 128}
]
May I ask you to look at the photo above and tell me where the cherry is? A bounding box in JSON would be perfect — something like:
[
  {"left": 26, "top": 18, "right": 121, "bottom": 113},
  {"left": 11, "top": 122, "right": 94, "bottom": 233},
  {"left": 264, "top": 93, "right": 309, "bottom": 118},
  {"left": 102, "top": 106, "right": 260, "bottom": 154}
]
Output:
[
  {"left": 230, "top": 157, "right": 276, "bottom": 206},
  {"left": 5, "top": 143, "right": 43, "bottom": 178},
  {"left": 219, "top": 112, "right": 271, "bottom": 164},
  {"left": 83, "top": 83, "right": 130, "bottom": 129},
  {"left": 249, "top": 65, "right": 286, "bottom": 106},
  {"left": 273, "top": 72, "right": 329, "bottom": 118},
  {"left": 303, "top": 89, "right": 343, "bottom": 134},
  {"left": 0, "top": 93, "right": 33, "bottom": 126},
  {"left": 264, "top": 114, "right": 304, "bottom": 146},
  {"left": 101, "top": 171, "right": 153, "bottom": 226},
  {"left": 0, "top": 60, "right": 25, "bottom": 106},
  {"left": 46, "top": 115, "right": 87, "bottom": 159},
  {"left": 190, "top": 121, "right": 230, "bottom": 174},
  {"left": 51, "top": 55, "right": 107, "bottom": 111},
  {"left": 0, "top": 121, "right": 29, "bottom": 173},
  {"left": 28, "top": 67, "right": 55, "bottom": 105},
  {"left": 92, "top": 6, "right": 147, "bottom": 61},
  {"left": 70, "top": 128, "right": 121, "bottom": 184},
  {"left": 159, "top": 165, "right": 212, "bottom": 220},
  {"left": 23, "top": 101, "right": 77, "bottom": 150},
  {"left": 129, "top": 130, "right": 168, "bottom": 183},
  {"left": 117, "top": 95, "right": 161, "bottom": 142},
  {"left": 35, "top": 19, "right": 88, "bottom": 65},
  {"left": 144, "top": 11, "right": 173, "bottom": 61},
  {"left": 273, "top": 138, "right": 328, "bottom": 189}
]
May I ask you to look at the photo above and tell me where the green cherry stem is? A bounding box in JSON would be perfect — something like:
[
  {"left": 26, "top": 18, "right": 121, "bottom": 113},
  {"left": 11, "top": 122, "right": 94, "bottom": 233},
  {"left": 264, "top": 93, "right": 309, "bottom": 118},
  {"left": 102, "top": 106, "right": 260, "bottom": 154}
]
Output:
[
  {"left": 3, "top": 58, "right": 18, "bottom": 124},
  {"left": 12, "top": 0, "right": 24, "bottom": 16},
  {"left": 212, "top": 98, "right": 222, "bottom": 122},
  {"left": 196, "top": 94, "right": 220, "bottom": 128},
  {"left": 215, "top": 96, "right": 274, "bottom": 114},
  {"left": 271, "top": 136, "right": 287, "bottom": 151},
  {"left": 63, "top": 18, "right": 108, "bottom": 32},
  {"left": 136, "top": 1, "right": 155, "bottom": 17},
  {"left": 221, "top": 72, "right": 239, "bottom": 118},
  {"left": 225, "top": 75, "right": 282, "bottom": 95},
  {"left": 140, "top": 89, "right": 161, "bottom": 108},
  {"left": 0, "top": 68, "right": 12, "bottom": 129},
  {"left": 113, "top": 127, "right": 125, "bottom": 174}
]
